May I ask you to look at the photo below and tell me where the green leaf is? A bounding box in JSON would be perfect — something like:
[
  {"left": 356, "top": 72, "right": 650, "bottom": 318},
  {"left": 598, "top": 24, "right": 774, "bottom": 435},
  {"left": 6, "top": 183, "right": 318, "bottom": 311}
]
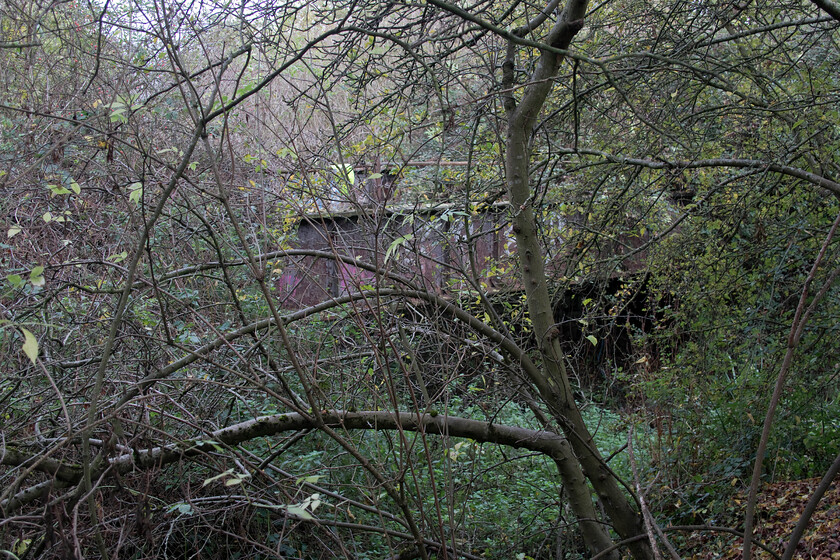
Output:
[
  {"left": 108, "top": 251, "right": 128, "bottom": 263},
  {"left": 128, "top": 182, "right": 143, "bottom": 204},
  {"left": 285, "top": 505, "right": 313, "bottom": 520},
  {"left": 7, "top": 274, "right": 23, "bottom": 287},
  {"left": 585, "top": 335, "right": 598, "bottom": 346},
  {"left": 165, "top": 503, "right": 194, "bottom": 515},
  {"left": 109, "top": 106, "right": 127, "bottom": 123},
  {"left": 384, "top": 234, "right": 414, "bottom": 264},
  {"left": 202, "top": 468, "right": 234, "bottom": 487},
  {"left": 275, "top": 147, "right": 297, "bottom": 159},
  {"left": 21, "top": 328, "right": 38, "bottom": 364},
  {"left": 30, "top": 266, "right": 45, "bottom": 287},
  {"left": 7, "top": 225, "right": 21, "bottom": 238},
  {"left": 70, "top": 181, "right": 81, "bottom": 194},
  {"left": 222, "top": 473, "right": 250, "bottom": 487},
  {"left": 297, "top": 475, "right": 322, "bottom": 485},
  {"left": 13, "top": 537, "right": 32, "bottom": 556},
  {"left": 48, "top": 184, "right": 72, "bottom": 196}
]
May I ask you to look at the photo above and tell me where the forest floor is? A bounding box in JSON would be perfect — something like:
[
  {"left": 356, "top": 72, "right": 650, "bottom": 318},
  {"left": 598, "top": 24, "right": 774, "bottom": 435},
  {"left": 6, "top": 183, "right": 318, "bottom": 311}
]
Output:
[{"left": 684, "top": 478, "right": 840, "bottom": 560}]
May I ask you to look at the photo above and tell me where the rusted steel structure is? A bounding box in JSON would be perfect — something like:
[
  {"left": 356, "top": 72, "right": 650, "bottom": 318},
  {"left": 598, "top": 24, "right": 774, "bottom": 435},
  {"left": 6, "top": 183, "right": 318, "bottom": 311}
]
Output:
[{"left": 275, "top": 202, "right": 513, "bottom": 308}]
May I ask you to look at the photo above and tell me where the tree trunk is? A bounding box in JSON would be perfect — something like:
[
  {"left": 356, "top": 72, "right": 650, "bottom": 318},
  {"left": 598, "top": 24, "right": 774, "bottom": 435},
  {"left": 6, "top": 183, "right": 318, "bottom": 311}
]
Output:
[{"left": 502, "top": 1, "right": 653, "bottom": 559}]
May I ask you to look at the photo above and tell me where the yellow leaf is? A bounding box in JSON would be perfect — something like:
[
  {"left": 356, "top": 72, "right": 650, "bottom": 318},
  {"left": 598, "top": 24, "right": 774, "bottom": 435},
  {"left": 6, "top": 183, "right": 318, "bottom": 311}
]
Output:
[{"left": 21, "top": 328, "right": 38, "bottom": 364}]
